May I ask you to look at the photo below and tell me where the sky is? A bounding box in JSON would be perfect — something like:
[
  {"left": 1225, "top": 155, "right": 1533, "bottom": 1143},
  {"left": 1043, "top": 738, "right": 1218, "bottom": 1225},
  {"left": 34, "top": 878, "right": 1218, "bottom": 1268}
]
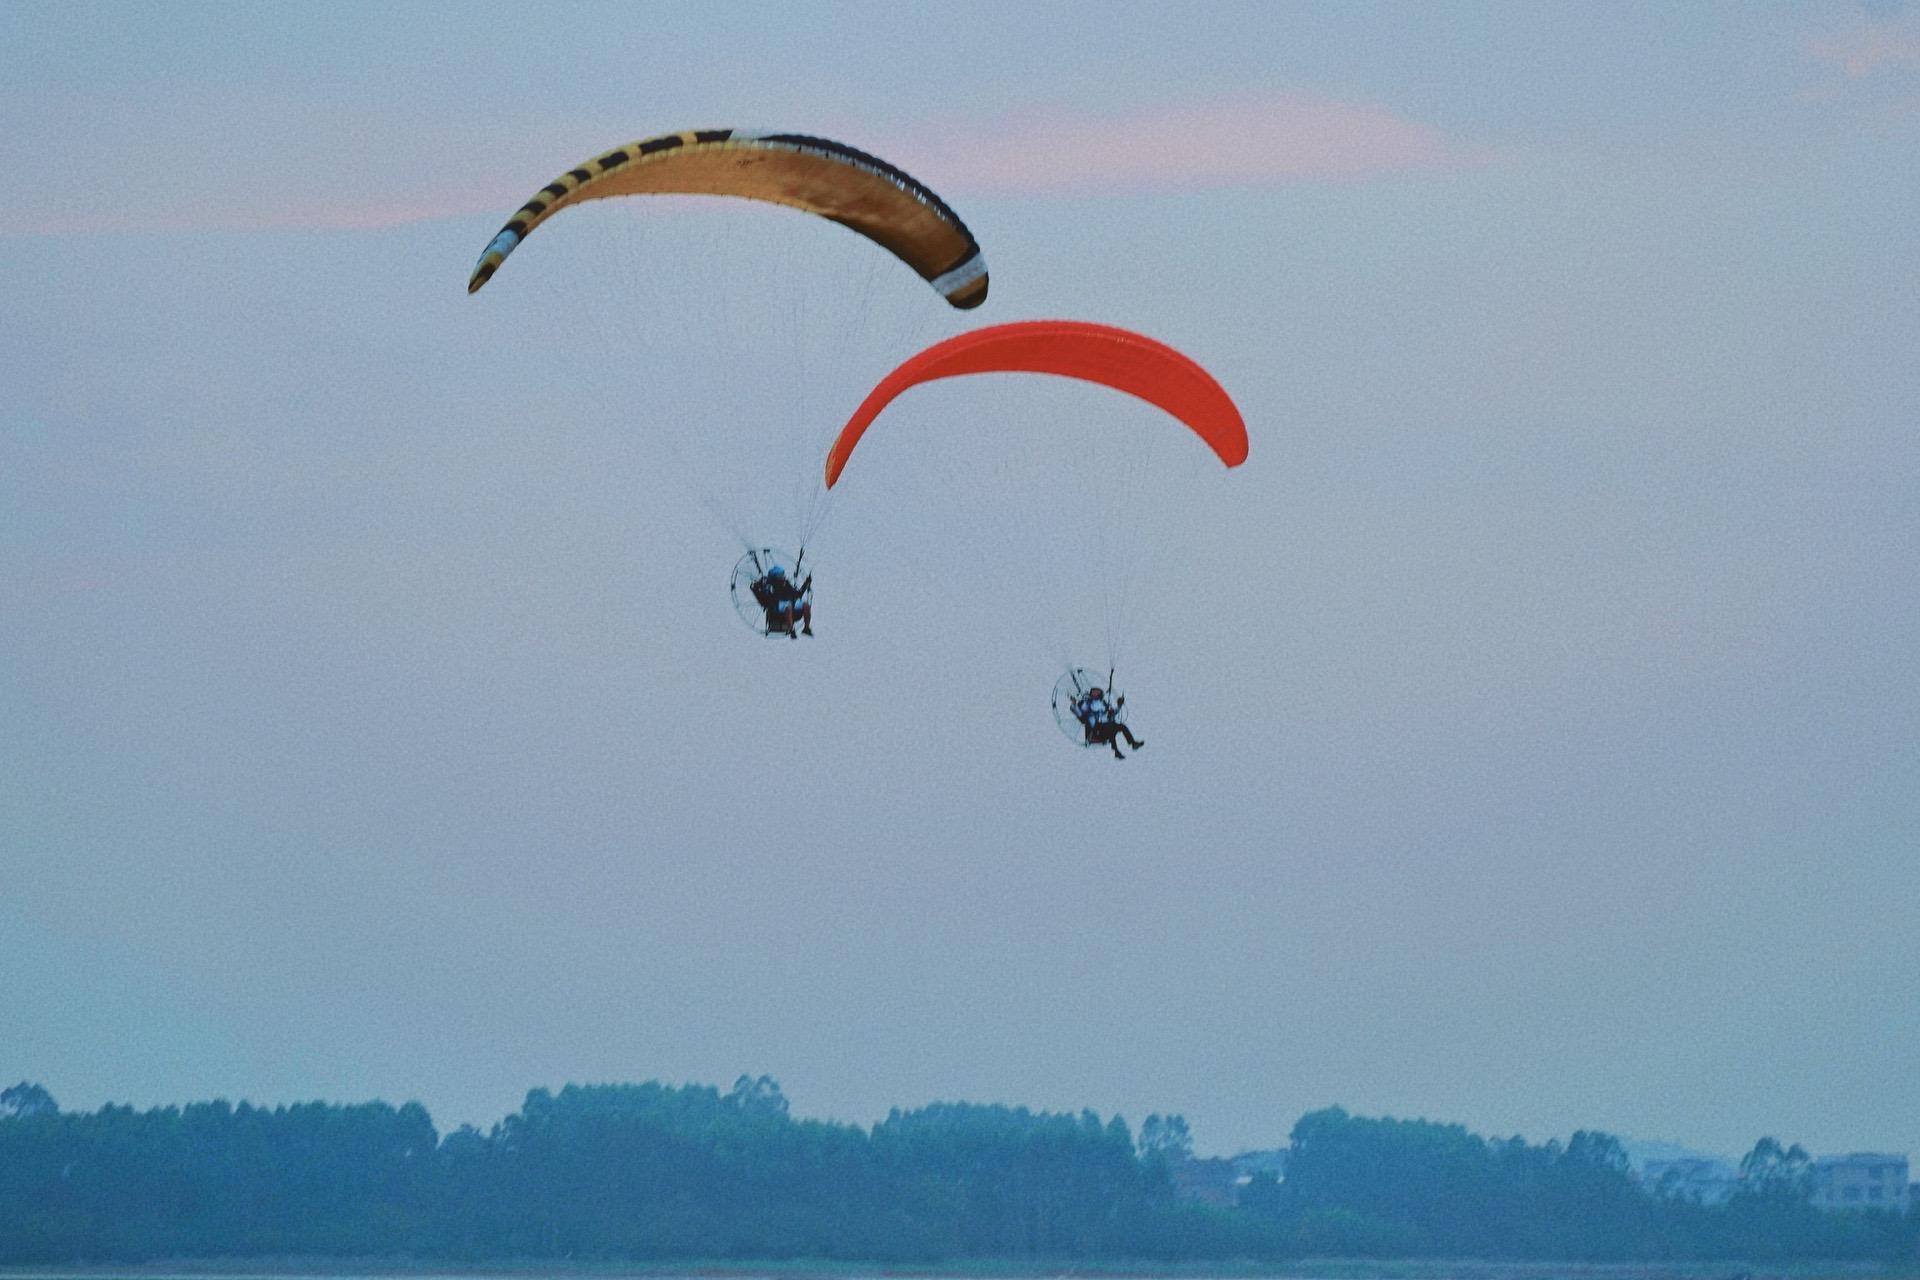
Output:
[{"left": 3, "top": 1, "right": 1917, "bottom": 1164}]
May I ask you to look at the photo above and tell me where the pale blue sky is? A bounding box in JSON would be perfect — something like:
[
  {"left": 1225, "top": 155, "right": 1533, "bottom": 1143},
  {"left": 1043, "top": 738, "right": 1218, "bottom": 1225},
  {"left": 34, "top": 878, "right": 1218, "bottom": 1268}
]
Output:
[{"left": 3, "top": 2, "right": 1917, "bottom": 1163}]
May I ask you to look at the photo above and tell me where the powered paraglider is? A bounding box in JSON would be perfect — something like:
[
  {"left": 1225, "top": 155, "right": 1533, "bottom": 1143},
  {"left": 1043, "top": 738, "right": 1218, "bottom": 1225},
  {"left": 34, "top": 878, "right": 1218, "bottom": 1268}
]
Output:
[
  {"left": 829, "top": 321, "right": 1245, "bottom": 748},
  {"left": 466, "top": 127, "right": 988, "bottom": 633}
]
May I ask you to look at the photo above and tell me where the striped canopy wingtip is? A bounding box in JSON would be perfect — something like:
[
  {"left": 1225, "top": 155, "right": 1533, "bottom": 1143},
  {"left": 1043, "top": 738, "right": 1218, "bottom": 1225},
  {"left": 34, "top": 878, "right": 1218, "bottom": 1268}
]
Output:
[
  {"left": 467, "top": 229, "right": 521, "bottom": 295},
  {"left": 935, "top": 252, "right": 990, "bottom": 310}
]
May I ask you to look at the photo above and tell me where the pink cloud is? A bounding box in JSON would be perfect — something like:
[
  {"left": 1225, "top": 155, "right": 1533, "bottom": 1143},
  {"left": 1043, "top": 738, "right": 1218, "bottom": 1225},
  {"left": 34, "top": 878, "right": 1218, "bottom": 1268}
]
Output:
[
  {"left": 1808, "top": 13, "right": 1920, "bottom": 78},
  {"left": 194, "top": 187, "right": 516, "bottom": 233},
  {"left": 881, "top": 93, "right": 1474, "bottom": 196},
  {"left": 10, "top": 93, "right": 1469, "bottom": 238},
  {"left": 0, "top": 90, "right": 546, "bottom": 238}
]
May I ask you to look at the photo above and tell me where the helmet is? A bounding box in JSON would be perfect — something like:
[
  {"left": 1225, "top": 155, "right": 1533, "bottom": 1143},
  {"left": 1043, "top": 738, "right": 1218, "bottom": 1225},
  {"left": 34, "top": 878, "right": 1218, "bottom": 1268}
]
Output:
[
  {"left": 767, "top": 564, "right": 787, "bottom": 578},
  {"left": 1088, "top": 687, "right": 1104, "bottom": 698}
]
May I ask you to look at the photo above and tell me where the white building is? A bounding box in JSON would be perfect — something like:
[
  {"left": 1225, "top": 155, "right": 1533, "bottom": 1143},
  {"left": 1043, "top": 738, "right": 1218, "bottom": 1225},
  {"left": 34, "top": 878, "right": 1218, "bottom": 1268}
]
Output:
[
  {"left": 1230, "top": 1148, "right": 1288, "bottom": 1181},
  {"left": 1811, "top": 1153, "right": 1911, "bottom": 1211}
]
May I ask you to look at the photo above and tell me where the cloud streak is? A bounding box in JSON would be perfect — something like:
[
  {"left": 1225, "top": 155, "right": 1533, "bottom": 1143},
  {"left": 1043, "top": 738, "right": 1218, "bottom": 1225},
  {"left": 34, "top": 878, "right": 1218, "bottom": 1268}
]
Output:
[
  {"left": 25, "top": 189, "right": 516, "bottom": 238},
  {"left": 883, "top": 92, "right": 1474, "bottom": 197},
  {"left": 8, "top": 91, "right": 1471, "bottom": 238},
  {"left": 1808, "top": 12, "right": 1920, "bottom": 78},
  {"left": 0, "top": 91, "right": 538, "bottom": 239}
]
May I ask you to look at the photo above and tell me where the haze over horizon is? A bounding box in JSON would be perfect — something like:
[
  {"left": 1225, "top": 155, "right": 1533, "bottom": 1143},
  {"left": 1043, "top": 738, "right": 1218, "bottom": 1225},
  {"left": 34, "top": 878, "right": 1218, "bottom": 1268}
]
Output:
[{"left": 4, "top": 1, "right": 1916, "bottom": 1166}]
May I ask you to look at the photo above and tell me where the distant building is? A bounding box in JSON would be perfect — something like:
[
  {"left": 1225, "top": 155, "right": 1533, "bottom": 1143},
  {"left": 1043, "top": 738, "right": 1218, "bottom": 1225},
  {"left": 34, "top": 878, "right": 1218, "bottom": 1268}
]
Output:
[
  {"left": 1230, "top": 1147, "right": 1288, "bottom": 1183},
  {"left": 1642, "top": 1157, "right": 1738, "bottom": 1205},
  {"left": 1169, "top": 1155, "right": 1239, "bottom": 1207},
  {"left": 1811, "top": 1153, "right": 1911, "bottom": 1211}
]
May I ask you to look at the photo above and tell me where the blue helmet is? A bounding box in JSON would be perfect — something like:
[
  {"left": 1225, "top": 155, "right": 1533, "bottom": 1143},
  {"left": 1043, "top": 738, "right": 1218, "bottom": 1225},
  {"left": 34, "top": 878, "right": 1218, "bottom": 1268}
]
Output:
[{"left": 767, "top": 564, "right": 787, "bottom": 578}]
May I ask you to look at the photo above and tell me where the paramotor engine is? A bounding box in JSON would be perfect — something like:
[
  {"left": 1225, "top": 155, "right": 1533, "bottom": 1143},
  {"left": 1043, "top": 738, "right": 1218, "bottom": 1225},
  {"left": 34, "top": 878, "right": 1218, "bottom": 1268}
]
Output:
[
  {"left": 729, "top": 546, "right": 811, "bottom": 638},
  {"left": 1051, "top": 667, "right": 1118, "bottom": 749}
]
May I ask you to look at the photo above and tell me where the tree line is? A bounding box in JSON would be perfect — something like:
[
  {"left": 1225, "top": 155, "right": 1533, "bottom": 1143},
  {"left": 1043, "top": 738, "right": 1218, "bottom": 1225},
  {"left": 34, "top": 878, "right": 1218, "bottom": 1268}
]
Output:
[{"left": 1, "top": 1079, "right": 1913, "bottom": 1264}]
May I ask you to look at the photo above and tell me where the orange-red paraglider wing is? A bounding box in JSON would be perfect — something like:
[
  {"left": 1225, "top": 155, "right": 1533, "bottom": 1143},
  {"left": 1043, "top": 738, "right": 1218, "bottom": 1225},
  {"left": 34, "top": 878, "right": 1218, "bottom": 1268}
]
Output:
[{"left": 824, "top": 320, "right": 1247, "bottom": 487}]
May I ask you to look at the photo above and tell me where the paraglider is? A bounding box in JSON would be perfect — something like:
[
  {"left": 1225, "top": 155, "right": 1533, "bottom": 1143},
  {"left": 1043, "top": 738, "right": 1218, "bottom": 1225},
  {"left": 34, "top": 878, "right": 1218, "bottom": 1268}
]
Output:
[
  {"left": 831, "top": 322, "right": 1245, "bottom": 755},
  {"left": 468, "top": 127, "right": 990, "bottom": 639}
]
